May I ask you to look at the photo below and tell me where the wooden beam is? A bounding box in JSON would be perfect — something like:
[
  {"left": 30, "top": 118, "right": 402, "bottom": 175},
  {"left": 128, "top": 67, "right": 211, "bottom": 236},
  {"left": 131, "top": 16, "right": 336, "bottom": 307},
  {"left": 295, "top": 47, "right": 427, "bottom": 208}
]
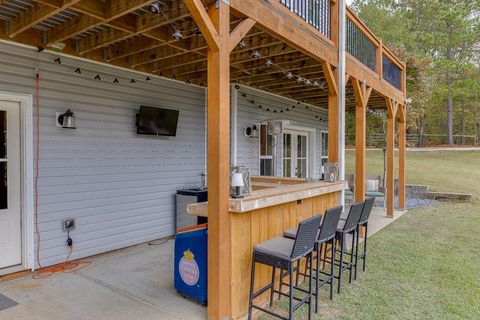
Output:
[
  {"left": 346, "top": 55, "right": 405, "bottom": 105},
  {"left": 184, "top": 0, "right": 220, "bottom": 51},
  {"left": 78, "top": 28, "right": 128, "bottom": 54},
  {"left": 106, "top": 0, "right": 156, "bottom": 20},
  {"left": 48, "top": 13, "right": 99, "bottom": 43},
  {"left": 130, "top": 45, "right": 189, "bottom": 68},
  {"left": 398, "top": 108, "right": 406, "bottom": 210},
  {"left": 205, "top": 1, "right": 231, "bottom": 319},
  {"left": 75, "top": 1, "right": 190, "bottom": 54},
  {"left": 230, "top": 0, "right": 338, "bottom": 66},
  {"left": 228, "top": 18, "right": 256, "bottom": 53},
  {"left": 385, "top": 98, "right": 398, "bottom": 217},
  {"left": 152, "top": 44, "right": 297, "bottom": 75},
  {"left": 321, "top": 62, "right": 338, "bottom": 96},
  {"left": 351, "top": 78, "right": 365, "bottom": 107},
  {"left": 8, "top": 0, "right": 81, "bottom": 37}
]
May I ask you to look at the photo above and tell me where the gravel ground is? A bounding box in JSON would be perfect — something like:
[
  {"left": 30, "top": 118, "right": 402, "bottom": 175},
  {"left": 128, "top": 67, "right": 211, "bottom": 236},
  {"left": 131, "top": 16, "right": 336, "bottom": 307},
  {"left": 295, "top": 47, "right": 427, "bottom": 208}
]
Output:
[{"left": 395, "top": 197, "right": 435, "bottom": 209}]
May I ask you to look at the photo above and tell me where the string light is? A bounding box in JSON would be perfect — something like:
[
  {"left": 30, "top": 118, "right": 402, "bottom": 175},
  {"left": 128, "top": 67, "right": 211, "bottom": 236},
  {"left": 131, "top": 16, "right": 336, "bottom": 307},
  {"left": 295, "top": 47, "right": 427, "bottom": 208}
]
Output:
[
  {"left": 52, "top": 53, "right": 328, "bottom": 121},
  {"left": 251, "top": 57, "right": 328, "bottom": 92}
]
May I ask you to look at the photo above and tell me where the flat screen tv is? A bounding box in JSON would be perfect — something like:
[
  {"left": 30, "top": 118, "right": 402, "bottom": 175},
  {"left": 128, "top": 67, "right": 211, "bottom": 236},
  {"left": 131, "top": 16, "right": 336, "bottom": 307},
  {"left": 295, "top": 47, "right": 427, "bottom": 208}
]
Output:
[{"left": 136, "top": 105, "right": 180, "bottom": 137}]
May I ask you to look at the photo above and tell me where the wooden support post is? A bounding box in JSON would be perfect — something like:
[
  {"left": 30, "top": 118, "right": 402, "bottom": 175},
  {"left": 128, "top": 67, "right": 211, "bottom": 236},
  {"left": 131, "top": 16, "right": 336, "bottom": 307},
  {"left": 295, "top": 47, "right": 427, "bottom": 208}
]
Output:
[
  {"left": 352, "top": 78, "right": 371, "bottom": 203},
  {"left": 398, "top": 104, "right": 406, "bottom": 210},
  {"left": 328, "top": 94, "right": 339, "bottom": 163},
  {"left": 386, "top": 98, "right": 398, "bottom": 217},
  {"left": 323, "top": 62, "right": 339, "bottom": 163},
  {"left": 185, "top": 0, "right": 230, "bottom": 318},
  {"left": 206, "top": 2, "right": 231, "bottom": 318},
  {"left": 355, "top": 108, "right": 366, "bottom": 203},
  {"left": 184, "top": 1, "right": 255, "bottom": 318}
]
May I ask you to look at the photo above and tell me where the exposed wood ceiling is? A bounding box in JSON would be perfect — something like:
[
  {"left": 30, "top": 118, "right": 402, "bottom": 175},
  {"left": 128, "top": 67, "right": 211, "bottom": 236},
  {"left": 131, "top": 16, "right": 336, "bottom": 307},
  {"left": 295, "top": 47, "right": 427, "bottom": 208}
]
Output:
[{"left": 0, "top": 0, "right": 387, "bottom": 111}]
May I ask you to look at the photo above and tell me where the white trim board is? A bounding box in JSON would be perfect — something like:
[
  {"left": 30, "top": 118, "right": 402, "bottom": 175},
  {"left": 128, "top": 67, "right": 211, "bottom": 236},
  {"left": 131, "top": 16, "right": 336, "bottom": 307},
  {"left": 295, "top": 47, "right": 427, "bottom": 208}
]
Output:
[{"left": 0, "top": 91, "right": 34, "bottom": 272}]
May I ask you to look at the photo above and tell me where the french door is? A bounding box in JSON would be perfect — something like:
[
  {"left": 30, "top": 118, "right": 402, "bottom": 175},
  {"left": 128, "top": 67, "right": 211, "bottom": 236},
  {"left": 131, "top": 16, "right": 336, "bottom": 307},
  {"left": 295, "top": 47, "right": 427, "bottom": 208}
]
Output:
[
  {"left": 283, "top": 130, "right": 310, "bottom": 178},
  {"left": 0, "top": 101, "right": 21, "bottom": 269}
]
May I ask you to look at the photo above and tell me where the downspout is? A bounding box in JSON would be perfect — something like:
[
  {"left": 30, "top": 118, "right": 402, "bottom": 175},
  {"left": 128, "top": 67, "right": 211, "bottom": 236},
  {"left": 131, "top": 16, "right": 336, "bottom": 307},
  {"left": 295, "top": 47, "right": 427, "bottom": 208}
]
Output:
[
  {"left": 338, "top": 0, "right": 346, "bottom": 207},
  {"left": 231, "top": 84, "right": 238, "bottom": 166}
]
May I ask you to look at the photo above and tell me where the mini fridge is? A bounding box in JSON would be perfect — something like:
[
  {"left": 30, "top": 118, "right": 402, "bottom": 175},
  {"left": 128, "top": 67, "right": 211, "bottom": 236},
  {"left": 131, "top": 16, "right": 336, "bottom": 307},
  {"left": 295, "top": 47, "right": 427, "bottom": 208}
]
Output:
[{"left": 176, "top": 188, "right": 208, "bottom": 230}]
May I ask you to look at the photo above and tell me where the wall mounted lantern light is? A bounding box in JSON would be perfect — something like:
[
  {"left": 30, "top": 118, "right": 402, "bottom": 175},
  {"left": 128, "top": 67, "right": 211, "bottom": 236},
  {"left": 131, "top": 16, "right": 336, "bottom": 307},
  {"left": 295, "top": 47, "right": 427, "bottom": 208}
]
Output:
[{"left": 57, "top": 109, "right": 76, "bottom": 129}]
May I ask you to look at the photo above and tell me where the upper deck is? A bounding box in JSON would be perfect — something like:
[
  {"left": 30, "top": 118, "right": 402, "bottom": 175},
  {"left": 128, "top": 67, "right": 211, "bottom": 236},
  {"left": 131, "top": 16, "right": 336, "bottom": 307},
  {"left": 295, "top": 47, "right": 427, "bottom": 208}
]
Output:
[{"left": 0, "top": 0, "right": 406, "bottom": 109}]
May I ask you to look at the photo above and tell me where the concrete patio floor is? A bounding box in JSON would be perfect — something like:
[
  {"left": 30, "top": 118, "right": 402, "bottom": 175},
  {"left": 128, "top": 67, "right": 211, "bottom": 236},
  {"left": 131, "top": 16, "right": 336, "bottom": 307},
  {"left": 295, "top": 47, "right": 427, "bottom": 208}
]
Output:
[{"left": 0, "top": 208, "right": 404, "bottom": 320}]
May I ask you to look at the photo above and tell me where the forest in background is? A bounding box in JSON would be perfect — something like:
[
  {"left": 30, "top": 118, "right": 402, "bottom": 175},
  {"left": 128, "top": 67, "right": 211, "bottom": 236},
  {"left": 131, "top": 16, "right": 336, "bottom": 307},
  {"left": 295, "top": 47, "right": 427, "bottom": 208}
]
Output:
[{"left": 346, "top": 0, "right": 480, "bottom": 146}]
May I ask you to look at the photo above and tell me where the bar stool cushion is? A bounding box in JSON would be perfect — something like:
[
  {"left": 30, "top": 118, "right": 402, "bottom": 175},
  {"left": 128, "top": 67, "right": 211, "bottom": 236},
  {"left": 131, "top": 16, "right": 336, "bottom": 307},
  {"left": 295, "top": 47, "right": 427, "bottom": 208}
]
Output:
[
  {"left": 253, "top": 237, "right": 295, "bottom": 260},
  {"left": 283, "top": 227, "right": 298, "bottom": 239},
  {"left": 283, "top": 227, "right": 321, "bottom": 240}
]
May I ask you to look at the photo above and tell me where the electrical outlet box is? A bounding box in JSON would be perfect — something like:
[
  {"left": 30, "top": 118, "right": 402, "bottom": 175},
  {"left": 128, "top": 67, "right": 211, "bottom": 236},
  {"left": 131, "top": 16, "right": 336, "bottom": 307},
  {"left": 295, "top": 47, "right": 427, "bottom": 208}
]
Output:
[{"left": 63, "top": 219, "right": 75, "bottom": 231}]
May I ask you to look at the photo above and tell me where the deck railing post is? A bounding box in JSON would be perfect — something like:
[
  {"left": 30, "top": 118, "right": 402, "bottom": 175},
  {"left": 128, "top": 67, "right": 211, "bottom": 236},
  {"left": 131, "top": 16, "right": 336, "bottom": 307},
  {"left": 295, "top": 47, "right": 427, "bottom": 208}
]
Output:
[{"left": 377, "top": 39, "right": 383, "bottom": 80}]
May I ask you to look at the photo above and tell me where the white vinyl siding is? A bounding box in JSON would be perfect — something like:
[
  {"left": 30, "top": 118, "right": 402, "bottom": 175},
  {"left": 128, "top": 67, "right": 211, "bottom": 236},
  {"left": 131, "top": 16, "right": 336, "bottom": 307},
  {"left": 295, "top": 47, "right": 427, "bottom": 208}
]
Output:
[
  {"left": 0, "top": 40, "right": 329, "bottom": 269},
  {"left": 0, "top": 41, "right": 207, "bottom": 267}
]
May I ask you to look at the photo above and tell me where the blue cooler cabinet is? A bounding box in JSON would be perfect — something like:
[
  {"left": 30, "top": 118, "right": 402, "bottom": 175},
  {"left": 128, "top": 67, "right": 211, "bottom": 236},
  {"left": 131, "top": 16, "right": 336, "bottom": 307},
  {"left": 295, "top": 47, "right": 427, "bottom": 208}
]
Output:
[{"left": 174, "top": 224, "right": 208, "bottom": 305}]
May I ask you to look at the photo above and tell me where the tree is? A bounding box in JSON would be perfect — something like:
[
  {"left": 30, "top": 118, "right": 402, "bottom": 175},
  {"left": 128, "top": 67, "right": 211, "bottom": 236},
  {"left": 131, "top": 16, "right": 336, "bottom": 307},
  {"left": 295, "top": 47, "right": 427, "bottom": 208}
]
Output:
[{"left": 351, "top": 0, "right": 480, "bottom": 145}]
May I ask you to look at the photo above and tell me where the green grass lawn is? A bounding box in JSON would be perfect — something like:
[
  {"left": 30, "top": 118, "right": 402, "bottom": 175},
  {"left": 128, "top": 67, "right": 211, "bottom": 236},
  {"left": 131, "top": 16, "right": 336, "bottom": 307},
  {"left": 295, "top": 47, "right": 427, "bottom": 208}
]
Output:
[
  {"left": 262, "top": 202, "right": 480, "bottom": 320},
  {"left": 345, "top": 150, "right": 480, "bottom": 198},
  {"left": 259, "top": 150, "right": 480, "bottom": 319}
]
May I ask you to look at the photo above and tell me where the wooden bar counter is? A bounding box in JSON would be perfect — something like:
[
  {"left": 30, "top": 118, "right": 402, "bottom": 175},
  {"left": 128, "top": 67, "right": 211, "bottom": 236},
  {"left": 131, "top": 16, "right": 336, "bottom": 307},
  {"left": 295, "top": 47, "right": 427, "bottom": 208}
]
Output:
[{"left": 187, "top": 177, "right": 346, "bottom": 319}]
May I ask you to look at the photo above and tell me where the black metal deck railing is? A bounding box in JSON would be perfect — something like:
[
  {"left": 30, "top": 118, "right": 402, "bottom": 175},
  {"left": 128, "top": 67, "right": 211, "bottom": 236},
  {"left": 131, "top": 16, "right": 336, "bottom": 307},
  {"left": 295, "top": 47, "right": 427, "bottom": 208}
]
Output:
[
  {"left": 346, "top": 16, "right": 377, "bottom": 72},
  {"left": 382, "top": 54, "right": 402, "bottom": 89},
  {"left": 277, "top": 0, "right": 331, "bottom": 38}
]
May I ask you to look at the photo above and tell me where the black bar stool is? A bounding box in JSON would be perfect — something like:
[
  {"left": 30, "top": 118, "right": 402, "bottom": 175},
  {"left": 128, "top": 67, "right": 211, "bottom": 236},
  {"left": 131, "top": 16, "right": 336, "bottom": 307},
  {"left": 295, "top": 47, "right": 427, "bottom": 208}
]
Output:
[
  {"left": 334, "top": 201, "right": 365, "bottom": 294},
  {"left": 354, "top": 196, "right": 375, "bottom": 279},
  {"left": 248, "top": 215, "right": 321, "bottom": 320},
  {"left": 283, "top": 206, "right": 343, "bottom": 312}
]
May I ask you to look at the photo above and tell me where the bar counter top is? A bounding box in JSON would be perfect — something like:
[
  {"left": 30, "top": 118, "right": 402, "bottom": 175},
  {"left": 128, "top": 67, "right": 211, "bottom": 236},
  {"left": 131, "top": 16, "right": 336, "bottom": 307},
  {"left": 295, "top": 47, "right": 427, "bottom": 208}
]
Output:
[{"left": 187, "top": 178, "right": 346, "bottom": 216}]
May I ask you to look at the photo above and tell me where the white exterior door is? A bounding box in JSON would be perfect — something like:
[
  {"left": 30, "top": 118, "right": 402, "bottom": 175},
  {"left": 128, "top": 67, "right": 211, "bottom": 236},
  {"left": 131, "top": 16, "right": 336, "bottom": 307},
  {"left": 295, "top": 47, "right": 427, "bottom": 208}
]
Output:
[
  {"left": 0, "top": 101, "right": 21, "bottom": 269},
  {"left": 283, "top": 130, "right": 310, "bottom": 178}
]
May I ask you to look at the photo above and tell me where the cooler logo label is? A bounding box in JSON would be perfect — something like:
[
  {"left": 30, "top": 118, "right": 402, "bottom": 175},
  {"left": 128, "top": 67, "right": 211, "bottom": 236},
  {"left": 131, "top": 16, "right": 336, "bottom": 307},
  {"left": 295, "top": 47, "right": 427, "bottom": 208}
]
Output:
[{"left": 179, "top": 249, "right": 200, "bottom": 286}]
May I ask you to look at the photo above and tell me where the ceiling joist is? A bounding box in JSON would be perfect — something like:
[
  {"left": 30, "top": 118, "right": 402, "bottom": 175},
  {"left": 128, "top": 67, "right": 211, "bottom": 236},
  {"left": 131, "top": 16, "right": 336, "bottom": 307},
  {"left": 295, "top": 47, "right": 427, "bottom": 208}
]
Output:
[{"left": 9, "top": 0, "right": 81, "bottom": 37}]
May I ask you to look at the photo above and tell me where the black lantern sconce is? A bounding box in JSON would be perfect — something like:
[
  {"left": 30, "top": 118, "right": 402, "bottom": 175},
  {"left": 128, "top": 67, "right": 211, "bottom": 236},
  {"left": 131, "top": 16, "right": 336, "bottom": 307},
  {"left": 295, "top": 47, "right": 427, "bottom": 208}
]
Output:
[{"left": 57, "top": 109, "right": 76, "bottom": 129}]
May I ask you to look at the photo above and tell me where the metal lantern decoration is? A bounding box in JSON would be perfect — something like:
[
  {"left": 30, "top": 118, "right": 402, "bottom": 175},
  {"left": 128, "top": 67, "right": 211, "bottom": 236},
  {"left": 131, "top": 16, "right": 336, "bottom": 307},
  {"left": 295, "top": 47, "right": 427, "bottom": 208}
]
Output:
[
  {"left": 231, "top": 172, "right": 244, "bottom": 199},
  {"left": 230, "top": 166, "right": 251, "bottom": 198},
  {"left": 324, "top": 162, "right": 339, "bottom": 182},
  {"left": 58, "top": 109, "right": 76, "bottom": 129}
]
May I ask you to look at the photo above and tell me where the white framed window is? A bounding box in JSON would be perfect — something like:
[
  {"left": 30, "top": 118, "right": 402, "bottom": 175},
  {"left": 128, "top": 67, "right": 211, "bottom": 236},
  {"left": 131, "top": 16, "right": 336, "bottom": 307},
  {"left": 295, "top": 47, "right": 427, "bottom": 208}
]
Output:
[{"left": 259, "top": 124, "right": 274, "bottom": 176}]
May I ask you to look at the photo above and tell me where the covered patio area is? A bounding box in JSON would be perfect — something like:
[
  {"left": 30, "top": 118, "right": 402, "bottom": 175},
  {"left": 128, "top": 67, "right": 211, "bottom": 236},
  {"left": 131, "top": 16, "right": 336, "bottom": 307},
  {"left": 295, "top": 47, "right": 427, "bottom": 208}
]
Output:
[
  {"left": 0, "top": 0, "right": 407, "bottom": 319},
  {"left": 0, "top": 207, "right": 405, "bottom": 320}
]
